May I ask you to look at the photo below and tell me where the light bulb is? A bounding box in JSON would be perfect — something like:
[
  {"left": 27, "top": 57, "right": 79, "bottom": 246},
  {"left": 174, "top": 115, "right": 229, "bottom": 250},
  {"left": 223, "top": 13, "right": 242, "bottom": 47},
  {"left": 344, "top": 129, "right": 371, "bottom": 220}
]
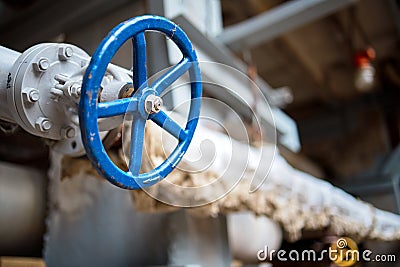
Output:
[{"left": 354, "top": 63, "right": 375, "bottom": 92}]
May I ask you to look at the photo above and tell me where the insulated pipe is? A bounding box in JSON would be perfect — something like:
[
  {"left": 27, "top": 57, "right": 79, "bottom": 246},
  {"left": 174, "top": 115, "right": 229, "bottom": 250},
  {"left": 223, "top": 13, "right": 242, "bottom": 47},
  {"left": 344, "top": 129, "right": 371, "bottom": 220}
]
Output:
[{"left": 0, "top": 45, "right": 20, "bottom": 122}]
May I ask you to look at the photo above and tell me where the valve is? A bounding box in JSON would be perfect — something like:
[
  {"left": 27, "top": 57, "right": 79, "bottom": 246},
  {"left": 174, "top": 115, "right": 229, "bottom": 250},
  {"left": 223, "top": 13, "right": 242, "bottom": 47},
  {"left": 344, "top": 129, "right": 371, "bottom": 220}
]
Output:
[{"left": 79, "top": 15, "right": 202, "bottom": 189}]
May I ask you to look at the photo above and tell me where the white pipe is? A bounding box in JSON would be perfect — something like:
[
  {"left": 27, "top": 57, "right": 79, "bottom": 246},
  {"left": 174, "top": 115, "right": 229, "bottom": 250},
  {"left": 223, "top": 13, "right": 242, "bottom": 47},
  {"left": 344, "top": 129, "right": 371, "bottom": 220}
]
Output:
[
  {"left": 138, "top": 116, "right": 400, "bottom": 242},
  {"left": 0, "top": 46, "right": 21, "bottom": 122},
  {"left": 217, "top": 0, "right": 357, "bottom": 51}
]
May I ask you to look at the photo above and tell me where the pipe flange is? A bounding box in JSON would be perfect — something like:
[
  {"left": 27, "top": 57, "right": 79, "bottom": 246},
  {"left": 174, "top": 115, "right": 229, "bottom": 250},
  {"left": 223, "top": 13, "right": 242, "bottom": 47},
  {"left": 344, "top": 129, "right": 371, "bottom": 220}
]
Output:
[{"left": 8, "top": 43, "right": 90, "bottom": 142}]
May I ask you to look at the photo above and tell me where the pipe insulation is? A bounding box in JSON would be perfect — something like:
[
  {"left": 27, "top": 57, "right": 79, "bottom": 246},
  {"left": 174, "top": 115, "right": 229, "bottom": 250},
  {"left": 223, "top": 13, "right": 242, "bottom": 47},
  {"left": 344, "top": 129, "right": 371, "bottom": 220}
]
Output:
[
  {"left": 131, "top": 115, "right": 400, "bottom": 243},
  {"left": 57, "top": 112, "right": 400, "bottom": 243}
]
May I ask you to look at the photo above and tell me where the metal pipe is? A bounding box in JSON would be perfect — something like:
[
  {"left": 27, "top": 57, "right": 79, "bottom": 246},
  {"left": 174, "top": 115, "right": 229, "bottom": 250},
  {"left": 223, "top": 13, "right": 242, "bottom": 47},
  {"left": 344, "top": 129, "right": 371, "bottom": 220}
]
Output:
[
  {"left": 217, "top": 0, "right": 357, "bottom": 51},
  {"left": 392, "top": 175, "right": 400, "bottom": 214},
  {"left": 0, "top": 161, "right": 46, "bottom": 255},
  {"left": 0, "top": 45, "right": 21, "bottom": 122}
]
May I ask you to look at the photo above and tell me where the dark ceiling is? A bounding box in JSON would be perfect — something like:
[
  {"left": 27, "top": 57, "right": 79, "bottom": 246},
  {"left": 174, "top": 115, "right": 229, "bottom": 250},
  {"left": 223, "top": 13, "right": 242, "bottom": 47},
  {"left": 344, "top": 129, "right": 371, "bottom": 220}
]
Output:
[{"left": 221, "top": 0, "right": 400, "bottom": 181}]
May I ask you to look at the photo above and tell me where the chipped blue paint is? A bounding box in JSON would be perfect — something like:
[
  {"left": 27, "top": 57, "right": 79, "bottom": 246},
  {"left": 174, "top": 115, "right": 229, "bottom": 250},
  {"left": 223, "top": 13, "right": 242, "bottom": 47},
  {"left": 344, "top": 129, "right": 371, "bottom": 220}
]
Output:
[{"left": 79, "top": 15, "right": 202, "bottom": 189}]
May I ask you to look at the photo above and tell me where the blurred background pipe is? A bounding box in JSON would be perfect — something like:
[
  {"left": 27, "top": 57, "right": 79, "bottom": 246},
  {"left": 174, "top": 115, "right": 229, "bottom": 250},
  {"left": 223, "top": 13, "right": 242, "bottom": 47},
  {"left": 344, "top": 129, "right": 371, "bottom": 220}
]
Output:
[{"left": 0, "top": 161, "right": 47, "bottom": 256}]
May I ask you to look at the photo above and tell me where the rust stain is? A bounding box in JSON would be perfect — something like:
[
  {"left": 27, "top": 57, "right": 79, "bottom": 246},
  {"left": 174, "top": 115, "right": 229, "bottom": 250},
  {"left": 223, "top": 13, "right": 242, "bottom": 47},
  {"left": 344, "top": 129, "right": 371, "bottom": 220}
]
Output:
[
  {"left": 115, "top": 181, "right": 124, "bottom": 188},
  {"left": 121, "top": 86, "right": 135, "bottom": 98},
  {"left": 87, "top": 91, "right": 93, "bottom": 102}
]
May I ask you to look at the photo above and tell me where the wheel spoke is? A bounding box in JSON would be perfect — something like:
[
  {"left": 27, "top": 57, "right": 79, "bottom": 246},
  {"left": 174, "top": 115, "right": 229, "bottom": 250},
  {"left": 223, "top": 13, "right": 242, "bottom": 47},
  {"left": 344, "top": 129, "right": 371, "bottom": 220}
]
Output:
[
  {"left": 132, "top": 32, "right": 148, "bottom": 91},
  {"left": 149, "top": 110, "right": 188, "bottom": 141},
  {"left": 153, "top": 58, "right": 191, "bottom": 95},
  {"left": 129, "top": 118, "right": 146, "bottom": 175},
  {"left": 97, "top": 97, "right": 138, "bottom": 118}
]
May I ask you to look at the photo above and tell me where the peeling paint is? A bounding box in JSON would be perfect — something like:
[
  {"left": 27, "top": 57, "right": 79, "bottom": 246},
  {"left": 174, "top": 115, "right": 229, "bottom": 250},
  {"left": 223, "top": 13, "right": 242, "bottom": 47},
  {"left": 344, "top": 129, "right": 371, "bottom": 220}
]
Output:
[{"left": 171, "top": 24, "right": 177, "bottom": 39}]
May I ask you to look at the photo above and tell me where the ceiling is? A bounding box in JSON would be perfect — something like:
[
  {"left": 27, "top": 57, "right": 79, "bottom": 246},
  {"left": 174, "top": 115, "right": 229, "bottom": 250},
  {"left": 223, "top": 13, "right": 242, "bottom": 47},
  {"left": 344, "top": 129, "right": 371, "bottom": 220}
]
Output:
[{"left": 221, "top": 0, "right": 400, "bottom": 181}]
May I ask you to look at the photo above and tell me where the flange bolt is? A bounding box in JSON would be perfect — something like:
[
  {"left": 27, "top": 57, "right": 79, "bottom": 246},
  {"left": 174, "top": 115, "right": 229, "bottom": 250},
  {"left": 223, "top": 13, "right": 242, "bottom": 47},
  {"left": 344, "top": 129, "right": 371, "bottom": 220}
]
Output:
[
  {"left": 35, "top": 117, "right": 52, "bottom": 132},
  {"left": 58, "top": 46, "right": 74, "bottom": 61},
  {"left": 61, "top": 126, "right": 76, "bottom": 139},
  {"left": 22, "top": 88, "right": 40, "bottom": 103},
  {"left": 33, "top": 58, "right": 50, "bottom": 72}
]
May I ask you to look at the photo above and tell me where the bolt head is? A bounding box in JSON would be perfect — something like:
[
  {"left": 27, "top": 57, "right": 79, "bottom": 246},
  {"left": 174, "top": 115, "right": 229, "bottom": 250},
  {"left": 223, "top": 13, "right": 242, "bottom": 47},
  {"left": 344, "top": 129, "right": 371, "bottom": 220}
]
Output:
[
  {"left": 61, "top": 126, "right": 76, "bottom": 139},
  {"left": 145, "top": 95, "right": 163, "bottom": 114},
  {"left": 152, "top": 98, "right": 163, "bottom": 113},
  {"left": 58, "top": 46, "right": 73, "bottom": 60},
  {"left": 65, "top": 47, "right": 73, "bottom": 57},
  {"left": 22, "top": 88, "right": 40, "bottom": 103},
  {"left": 69, "top": 83, "right": 81, "bottom": 98},
  {"left": 39, "top": 58, "right": 49, "bottom": 70},
  {"left": 33, "top": 58, "right": 50, "bottom": 72},
  {"left": 29, "top": 90, "right": 40, "bottom": 102},
  {"left": 35, "top": 117, "right": 52, "bottom": 132}
]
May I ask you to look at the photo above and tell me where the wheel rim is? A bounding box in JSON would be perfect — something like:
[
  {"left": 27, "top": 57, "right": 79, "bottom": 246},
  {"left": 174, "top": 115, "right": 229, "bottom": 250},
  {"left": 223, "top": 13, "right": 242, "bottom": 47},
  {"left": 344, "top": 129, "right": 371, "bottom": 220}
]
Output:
[{"left": 79, "top": 15, "right": 202, "bottom": 189}]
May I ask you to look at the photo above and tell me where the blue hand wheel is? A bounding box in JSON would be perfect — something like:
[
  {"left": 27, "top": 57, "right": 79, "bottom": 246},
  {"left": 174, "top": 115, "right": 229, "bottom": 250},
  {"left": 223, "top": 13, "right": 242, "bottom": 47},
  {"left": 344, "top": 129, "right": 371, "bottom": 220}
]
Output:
[{"left": 79, "top": 15, "right": 202, "bottom": 189}]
